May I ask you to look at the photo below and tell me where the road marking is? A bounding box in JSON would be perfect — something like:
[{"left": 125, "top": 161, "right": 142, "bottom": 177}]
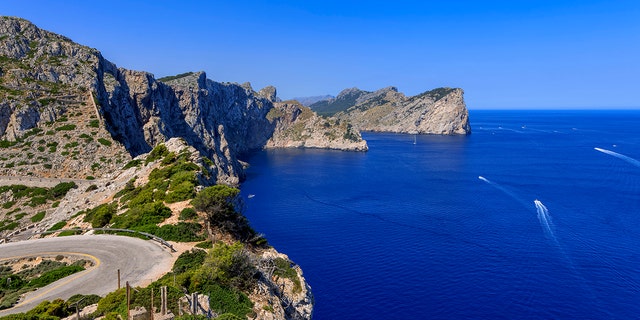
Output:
[{"left": 0, "top": 252, "right": 101, "bottom": 308}]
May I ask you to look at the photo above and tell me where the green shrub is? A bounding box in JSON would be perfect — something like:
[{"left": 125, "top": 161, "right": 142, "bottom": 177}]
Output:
[
  {"left": 179, "top": 207, "right": 197, "bottom": 220},
  {"left": 122, "top": 159, "right": 141, "bottom": 170},
  {"left": 58, "top": 229, "right": 81, "bottom": 236},
  {"left": 200, "top": 283, "right": 253, "bottom": 319},
  {"left": 83, "top": 203, "right": 117, "bottom": 228},
  {"left": 50, "top": 182, "right": 77, "bottom": 199},
  {"left": 96, "top": 288, "right": 126, "bottom": 317},
  {"left": 47, "top": 221, "right": 67, "bottom": 231},
  {"left": 55, "top": 124, "right": 76, "bottom": 131},
  {"left": 28, "top": 195, "right": 48, "bottom": 207},
  {"left": 172, "top": 249, "right": 207, "bottom": 274},
  {"left": 97, "top": 138, "right": 112, "bottom": 147},
  {"left": 195, "top": 240, "right": 212, "bottom": 249},
  {"left": 66, "top": 294, "right": 101, "bottom": 310},
  {"left": 145, "top": 144, "right": 169, "bottom": 164},
  {"left": 88, "top": 119, "right": 100, "bottom": 128},
  {"left": 2, "top": 201, "right": 15, "bottom": 209},
  {"left": 140, "top": 223, "right": 205, "bottom": 242},
  {"left": 0, "top": 140, "right": 18, "bottom": 148},
  {"left": 31, "top": 211, "right": 46, "bottom": 223},
  {"left": 28, "top": 265, "right": 84, "bottom": 288},
  {"left": 194, "top": 242, "right": 257, "bottom": 292},
  {"left": 0, "top": 221, "right": 19, "bottom": 232},
  {"left": 165, "top": 181, "right": 195, "bottom": 203},
  {"left": 273, "top": 258, "right": 302, "bottom": 293}
]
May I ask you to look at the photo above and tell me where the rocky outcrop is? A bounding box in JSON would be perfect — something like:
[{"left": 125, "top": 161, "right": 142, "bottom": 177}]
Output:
[
  {"left": 0, "top": 16, "right": 367, "bottom": 185},
  {"left": 265, "top": 101, "right": 367, "bottom": 151},
  {"left": 312, "top": 86, "right": 472, "bottom": 135}
]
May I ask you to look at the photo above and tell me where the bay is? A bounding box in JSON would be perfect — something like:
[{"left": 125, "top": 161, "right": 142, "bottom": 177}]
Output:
[{"left": 240, "top": 110, "right": 640, "bottom": 319}]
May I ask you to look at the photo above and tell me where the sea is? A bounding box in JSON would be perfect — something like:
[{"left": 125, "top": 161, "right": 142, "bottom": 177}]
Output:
[{"left": 240, "top": 110, "right": 640, "bottom": 319}]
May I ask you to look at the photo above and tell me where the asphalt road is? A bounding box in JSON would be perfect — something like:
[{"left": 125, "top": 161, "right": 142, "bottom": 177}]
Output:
[{"left": 0, "top": 235, "right": 174, "bottom": 315}]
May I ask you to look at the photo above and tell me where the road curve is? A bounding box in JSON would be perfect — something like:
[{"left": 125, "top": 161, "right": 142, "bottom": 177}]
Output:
[{"left": 0, "top": 235, "right": 173, "bottom": 316}]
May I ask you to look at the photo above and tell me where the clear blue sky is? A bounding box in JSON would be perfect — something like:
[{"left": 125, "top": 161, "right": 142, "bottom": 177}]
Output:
[{"left": 1, "top": 0, "right": 639, "bottom": 109}]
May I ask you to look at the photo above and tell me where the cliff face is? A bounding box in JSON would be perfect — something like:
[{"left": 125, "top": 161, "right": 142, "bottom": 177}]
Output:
[
  {"left": 0, "top": 16, "right": 367, "bottom": 185},
  {"left": 312, "top": 86, "right": 472, "bottom": 135}
]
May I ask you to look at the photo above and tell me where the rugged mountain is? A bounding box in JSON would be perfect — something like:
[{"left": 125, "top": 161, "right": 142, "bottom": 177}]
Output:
[
  {"left": 0, "top": 16, "right": 367, "bottom": 186},
  {"left": 291, "top": 94, "right": 333, "bottom": 107},
  {"left": 308, "top": 88, "right": 369, "bottom": 117},
  {"left": 311, "top": 86, "right": 471, "bottom": 135}
]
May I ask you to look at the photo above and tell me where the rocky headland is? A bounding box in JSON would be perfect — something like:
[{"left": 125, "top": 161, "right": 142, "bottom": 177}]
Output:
[{"left": 309, "top": 86, "right": 471, "bottom": 135}]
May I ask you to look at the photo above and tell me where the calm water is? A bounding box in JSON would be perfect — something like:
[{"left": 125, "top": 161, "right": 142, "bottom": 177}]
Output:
[{"left": 240, "top": 110, "right": 640, "bottom": 319}]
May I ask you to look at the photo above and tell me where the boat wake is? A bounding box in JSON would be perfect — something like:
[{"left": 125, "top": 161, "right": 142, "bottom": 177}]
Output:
[
  {"left": 534, "top": 199, "right": 557, "bottom": 242},
  {"left": 595, "top": 147, "right": 640, "bottom": 168},
  {"left": 478, "top": 176, "right": 529, "bottom": 207}
]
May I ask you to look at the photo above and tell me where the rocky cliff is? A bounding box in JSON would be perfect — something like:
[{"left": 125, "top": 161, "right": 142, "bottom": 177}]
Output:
[
  {"left": 310, "top": 86, "right": 472, "bottom": 135},
  {"left": 0, "top": 16, "right": 367, "bottom": 185},
  {"left": 265, "top": 101, "right": 367, "bottom": 151}
]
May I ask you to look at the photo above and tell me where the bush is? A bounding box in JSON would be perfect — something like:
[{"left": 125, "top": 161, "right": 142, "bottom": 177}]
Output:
[
  {"left": 165, "top": 181, "right": 195, "bottom": 203},
  {"left": 2, "top": 201, "right": 15, "bottom": 209},
  {"left": 97, "top": 138, "right": 112, "bottom": 147},
  {"left": 172, "top": 249, "right": 207, "bottom": 274},
  {"left": 50, "top": 182, "right": 77, "bottom": 199},
  {"left": 140, "top": 223, "right": 205, "bottom": 242},
  {"left": 179, "top": 208, "right": 197, "bottom": 220},
  {"left": 194, "top": 242, "right": 258, "bottom": 292},
  {"left": 90, "top": 203, "right": 116, "bottom": 228},
  {"left": 195, "top": 240, "right": 212, "bottom": 249},
  {"left": 28, "top": 265, "right": 84, "bottom": 288},
  {"left": 47, "top": 221, "right": 67, "bottom": 231},
  {"left": 28, "top": 195, "right": 47, "bottom": 207},
  {"left": 200, "top": 284, "right": 253, "bottom": 319},
  {"left": 145, "top": 144, "right": 169, "bottom": 164},
  {"left": 122, "top": 159, "right": 141, "bottom": 170},
  {"left": 31, "top": 211, "right": 46, "bottom": 223},
  {"left": 96, "top": 288, "right": 126, "bottom": 317},
  {"left": 55, "top": 124, "right": 76, "bottom": 131}
]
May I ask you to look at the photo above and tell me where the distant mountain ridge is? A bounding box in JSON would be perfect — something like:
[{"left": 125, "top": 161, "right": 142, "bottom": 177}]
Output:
[
  {"left": 309, "top": 86, "right": 471, "bottom": 135},
  {"left": 290, "top": 95, "right": 333, "bottom": 107}
]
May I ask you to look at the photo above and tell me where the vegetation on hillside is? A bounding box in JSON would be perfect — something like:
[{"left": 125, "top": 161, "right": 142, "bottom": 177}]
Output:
[
  {"left": 309, "top": 89, "right": 366, "bottom": 117},
  {"left": 158, "top": 72, "right": 195, "bottom": 83},
  {"left": 0, "top": 258, "right": 89, "bottom": 310}
]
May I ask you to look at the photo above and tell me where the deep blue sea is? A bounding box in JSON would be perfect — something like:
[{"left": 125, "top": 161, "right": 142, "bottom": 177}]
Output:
[{"left": 240, "top": 110, "right": 640, "bottom": 319}]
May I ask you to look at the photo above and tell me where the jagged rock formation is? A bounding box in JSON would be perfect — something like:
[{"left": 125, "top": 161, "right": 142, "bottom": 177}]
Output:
[
  {"left": 311, "top": 86, "right": 472, "bottom": 135},
  {"left": 0, "top": 16, "right": 367, "bottom": 185},
  {"left": 265, "top": 101, "right": 367, "bottom": 151}
]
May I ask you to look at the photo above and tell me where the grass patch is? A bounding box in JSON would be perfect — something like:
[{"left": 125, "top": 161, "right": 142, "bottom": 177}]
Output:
[
  {"left": 31, "top": 211, "right": 46, "bottom": 222},
  {"left": 97, "top": 138, "right": 112, "bottom": 147}
]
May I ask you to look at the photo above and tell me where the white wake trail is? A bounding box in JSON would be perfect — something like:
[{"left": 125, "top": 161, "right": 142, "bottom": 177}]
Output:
[
  {"left": 534, "top": 199, "right": 557, "bottom": 242},
  {"left": 478, "top": 176, "right": 529, "bottom": 207},
  {"left": 595, "top": 147, "right": 640, "bottom": 168}
]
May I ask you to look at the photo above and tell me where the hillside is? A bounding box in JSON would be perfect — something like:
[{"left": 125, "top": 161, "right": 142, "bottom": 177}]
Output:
[{"left": 1, "top": 139, "right": 313, "bottom": 319}]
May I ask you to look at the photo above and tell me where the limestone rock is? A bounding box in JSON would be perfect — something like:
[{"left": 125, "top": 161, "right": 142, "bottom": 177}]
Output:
[
  {"left": 265, "top": 101, "right": 368, "bottom": 151},
  {"left": 334, "top": 87, "right": 471, "bottom": 135}
]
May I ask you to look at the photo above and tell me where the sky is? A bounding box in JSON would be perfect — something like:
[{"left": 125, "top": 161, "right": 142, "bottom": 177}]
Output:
[{"left": 1, "top": 0, "right": 639, "bottom": 109}]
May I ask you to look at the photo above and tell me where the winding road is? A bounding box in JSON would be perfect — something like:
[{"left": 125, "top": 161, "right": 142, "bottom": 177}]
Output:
[{"left": 0, "top": 235, "right": 174, "bottom": 315}]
